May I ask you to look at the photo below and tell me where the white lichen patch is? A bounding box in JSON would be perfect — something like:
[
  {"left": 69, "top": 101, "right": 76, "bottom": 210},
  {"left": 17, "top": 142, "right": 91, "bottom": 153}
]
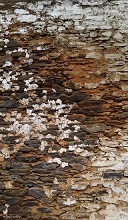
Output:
[
  {"left": 1, "top": 0, "right": 127, "bottom": 35},
  {"left": 14, "top": 9, "right": 29, "bottom": 15},
  {"left": 43, "top": 186, "right": 56, "bottom": 198},
  {"left": 17, "top": 14, "right": 37, "bottom": 23},
  {"left": 19, "top": 98, "right": 29, "bottom": 106},
  {"left": 27, "top": 1, "right": 44, "bottom": 12},
  {"left": 3, "top": 61, "right": 12, "bottom": 67},
  {"left": 4, "top": 181, "right": 13, "bottom": 189},
  {"left": 39, "top": 140, "right": 47, "bottom": 151},
  {"left": 48, "top": 157, "right": 61, "bottom": 165},
  {"left": 61, "top": 162, "right": 69, "bottom": 168},
  {"left": 4, "top": 39, "right": 9, "bottom": 44},
  {"left": 3, "top": 204, "right": 9, "bottom": 215},
  {"left": 18, "top": 27, "right": 28, "bottom": 34},
  {"left": 2, "top": 92, "right": 73, "bottom": 149},
  {"left": 99, "top": 204, "right": 128, "bottom": 220},
  {"left": 2, "top": 79, "right": 11, "bottom": 90},
  {"left": 19, "top": 124, "right": 30, "bottom": 135},
  {"left": 24, "top": 80, "right": 38, "bottom": 91},
  {"left": 1, "top": 148, "right": 10, "bottom": 159},
  {"left": 37, "top": 46, "right": 42, "bottom": 50},
  {"left": 68, "top": 143, "right": 93, "bottom": 157},
  {"left": 59, "top": 148, "right": 67, "bottom": 154},
  {"left": 0, "top": 71, "right": 20, "bottom": 91},
  {"left": 47, "top": 157, "right": 68, "bottom": 168},
  {"left": 63, "top": 197, "right": 77, "bottom": 206},
  {"left": 53, "top": 178, "right": 59, "bottom": 185}
]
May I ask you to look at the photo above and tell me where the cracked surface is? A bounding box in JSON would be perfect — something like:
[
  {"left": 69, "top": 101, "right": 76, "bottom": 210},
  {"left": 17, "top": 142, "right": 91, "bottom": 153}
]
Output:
[{"left": 0, "top": 0, "right": 128, "bottom": 219}]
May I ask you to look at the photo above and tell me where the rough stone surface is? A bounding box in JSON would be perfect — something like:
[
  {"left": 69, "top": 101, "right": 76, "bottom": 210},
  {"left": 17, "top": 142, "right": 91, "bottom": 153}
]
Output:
[
  {"left": 28, "top": 187, "right": 46, "bottom": 199},
  {"left": 0, "top": 0, "right": 128, "bottom": 219}
]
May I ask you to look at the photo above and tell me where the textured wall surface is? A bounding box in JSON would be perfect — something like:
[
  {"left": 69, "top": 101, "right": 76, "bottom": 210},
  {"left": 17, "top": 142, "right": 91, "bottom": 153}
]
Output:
[{"left": 0, "top": 0, "right": 128, "bottom": 219}]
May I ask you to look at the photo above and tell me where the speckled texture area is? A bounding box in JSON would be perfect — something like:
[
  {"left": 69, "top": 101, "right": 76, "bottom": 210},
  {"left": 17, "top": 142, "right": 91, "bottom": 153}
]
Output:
[{"left": 0, "top": 0, "right": 128, "bottom": 219}]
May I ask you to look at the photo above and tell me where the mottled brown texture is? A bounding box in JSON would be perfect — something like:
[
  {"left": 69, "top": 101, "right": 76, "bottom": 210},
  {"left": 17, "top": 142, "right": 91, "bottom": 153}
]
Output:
[{"left": 0, "top": 0, "right": 128, "bottom": 219}]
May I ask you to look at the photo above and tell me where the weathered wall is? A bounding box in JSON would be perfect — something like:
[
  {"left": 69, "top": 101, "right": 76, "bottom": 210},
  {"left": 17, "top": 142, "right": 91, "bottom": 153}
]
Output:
[{"left": 0, "top": 0, "right": 128, "bottom": 219}]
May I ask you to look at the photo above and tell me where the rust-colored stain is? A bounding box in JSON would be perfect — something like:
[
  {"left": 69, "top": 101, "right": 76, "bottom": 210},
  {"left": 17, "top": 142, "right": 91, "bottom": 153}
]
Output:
[{"left": 0, "top": 1, "right": 128, "bottom": 219}]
